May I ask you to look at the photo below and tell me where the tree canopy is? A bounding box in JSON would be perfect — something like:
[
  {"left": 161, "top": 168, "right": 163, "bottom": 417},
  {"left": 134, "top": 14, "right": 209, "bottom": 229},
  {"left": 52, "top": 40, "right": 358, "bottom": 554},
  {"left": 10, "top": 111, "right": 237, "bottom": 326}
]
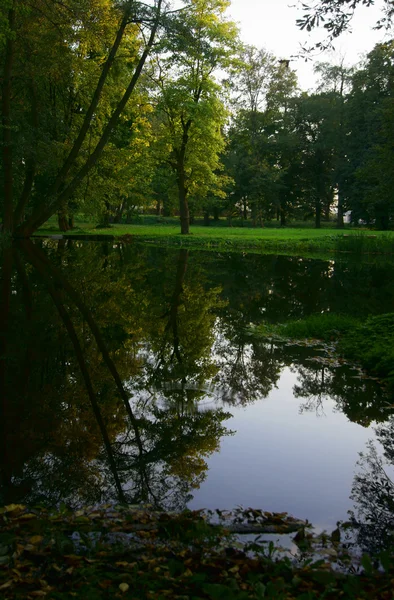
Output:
[{"left": 1, "top": 0, "right": 394, "bottom": 233}]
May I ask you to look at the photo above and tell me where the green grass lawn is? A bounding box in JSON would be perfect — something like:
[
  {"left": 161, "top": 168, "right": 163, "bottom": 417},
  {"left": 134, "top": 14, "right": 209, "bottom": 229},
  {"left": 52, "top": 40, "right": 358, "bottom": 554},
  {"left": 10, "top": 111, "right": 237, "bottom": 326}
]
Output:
[{"left": 35, "top": 218, "right": 394, "bottom": 258}]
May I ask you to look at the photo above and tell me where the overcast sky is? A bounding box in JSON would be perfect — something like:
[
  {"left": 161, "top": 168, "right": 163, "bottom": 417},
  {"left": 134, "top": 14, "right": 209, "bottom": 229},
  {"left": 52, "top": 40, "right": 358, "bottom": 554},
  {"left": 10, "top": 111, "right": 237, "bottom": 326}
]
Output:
[{"left": 227, "top": 0, "right": 389, "bottom": 90}]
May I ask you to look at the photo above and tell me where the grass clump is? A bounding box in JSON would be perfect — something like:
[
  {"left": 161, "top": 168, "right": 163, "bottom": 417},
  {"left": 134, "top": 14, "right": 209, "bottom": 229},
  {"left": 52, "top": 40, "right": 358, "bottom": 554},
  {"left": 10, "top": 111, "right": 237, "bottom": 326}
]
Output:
[
  {"left": 270, "top": 313, "right": 360, "bottom": 341},
  {"left": 336, "top": 232, "right": 394, "bottom": 255},
  {"left": 339, "top": 313, "right": 394, "bottom": 390}
]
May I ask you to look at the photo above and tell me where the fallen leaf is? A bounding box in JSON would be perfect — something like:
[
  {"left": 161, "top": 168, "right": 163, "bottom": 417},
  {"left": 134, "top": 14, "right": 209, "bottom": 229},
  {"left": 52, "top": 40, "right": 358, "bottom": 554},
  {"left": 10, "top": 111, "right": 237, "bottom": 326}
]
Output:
[
  {"left": 4, "top": 504, "right": 25, "bottom": 513},
  {"left": 119, "top": 582, "right": 129, "bottom": 592},
  {"left": 183, "top": 569, "right": 193, "bottom": 577},
  {"left": 30, "top": 536, "right": 44, "bottom": 545},
  {"left": 0, "top": 581, "right": 13, "bottom": 591}
]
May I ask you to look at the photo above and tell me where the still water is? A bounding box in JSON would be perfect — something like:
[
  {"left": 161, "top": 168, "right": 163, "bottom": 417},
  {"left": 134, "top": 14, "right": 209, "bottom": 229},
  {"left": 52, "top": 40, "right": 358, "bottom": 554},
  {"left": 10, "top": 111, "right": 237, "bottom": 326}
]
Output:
[{"left": 1, "top": 239, "right": 393, "bottom": 549}]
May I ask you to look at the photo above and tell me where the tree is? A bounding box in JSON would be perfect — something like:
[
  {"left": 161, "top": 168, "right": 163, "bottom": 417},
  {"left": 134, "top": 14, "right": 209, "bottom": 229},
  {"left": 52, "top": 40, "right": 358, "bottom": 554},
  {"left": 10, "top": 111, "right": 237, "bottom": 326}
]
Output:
[
  {"left": 314, "top": 61, "right": 354, "bottom": 227},
  {"left": 0, "top": 0, "right": 164, "bottom": 237},
  {"left": 225, "top": 52, "right": 299, "bottom": 225},
  {"left": 345, "top": 41, "right": 394, "bottom": 229},
  {"left": 291, "top": 92, "right": 338, "bottom": 227},
  {"left": 151, "top": 0, "right": 238, "bottom": 234},
  {"left": 296, "top": 0, "right": 394, "bottom": 51}
]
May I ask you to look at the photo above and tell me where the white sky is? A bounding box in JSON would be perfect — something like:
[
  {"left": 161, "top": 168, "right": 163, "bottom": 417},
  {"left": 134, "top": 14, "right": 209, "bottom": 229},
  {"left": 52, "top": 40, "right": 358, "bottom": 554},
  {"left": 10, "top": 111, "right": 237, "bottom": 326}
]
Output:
[{"left": 227, "top": 0, "right": 390, "bottom": 90}]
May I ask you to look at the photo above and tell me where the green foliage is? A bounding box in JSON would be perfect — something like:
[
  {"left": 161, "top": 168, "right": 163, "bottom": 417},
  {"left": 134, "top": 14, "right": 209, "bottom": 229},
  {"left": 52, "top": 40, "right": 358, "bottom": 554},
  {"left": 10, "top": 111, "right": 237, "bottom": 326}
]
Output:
[
  {"left": 344, "top": 41, "right": 394, "bottom": 230},
  {"left": 339, "top": 313, "right": 394, "bottom": 390},
  {"left": 263, "top": 313, "right": 359, "bottom": 341},
  {"left": 150, "top": 0, "right": 238, "bottom": 232}
]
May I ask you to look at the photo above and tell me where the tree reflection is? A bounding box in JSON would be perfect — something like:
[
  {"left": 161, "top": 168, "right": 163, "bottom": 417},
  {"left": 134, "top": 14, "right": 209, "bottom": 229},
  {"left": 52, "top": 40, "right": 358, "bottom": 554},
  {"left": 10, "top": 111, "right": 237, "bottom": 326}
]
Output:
[
  {"left": 291, "top": 353, "right": 388, "bottom": 426},
  {"left": 349, "top": 418, "right": 394, "bottom": 553},
  {"left": 0, "top": 242, "right": 233, "bottom": 509},
  {"left": 144, "top": 248, "right": 224, "bottom": 405},
  {"left": 211, "top": 334, "right": 283, "bottom": 405}
]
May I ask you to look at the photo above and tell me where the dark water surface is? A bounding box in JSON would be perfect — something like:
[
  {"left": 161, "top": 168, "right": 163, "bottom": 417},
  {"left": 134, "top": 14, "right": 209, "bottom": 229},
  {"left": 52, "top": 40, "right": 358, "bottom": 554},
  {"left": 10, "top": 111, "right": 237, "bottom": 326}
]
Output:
[{"left": 1, "top": 239, "right": 393, "bottom": 549}]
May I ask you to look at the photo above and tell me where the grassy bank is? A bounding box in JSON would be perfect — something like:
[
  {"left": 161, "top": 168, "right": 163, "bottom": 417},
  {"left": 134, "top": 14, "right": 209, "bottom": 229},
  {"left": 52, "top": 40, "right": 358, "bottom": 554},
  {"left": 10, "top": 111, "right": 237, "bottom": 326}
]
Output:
[
  {"left": 1, "top": 503, "right": 394, "bottom": 599},
  {"left": 33, "top": 220, "right": 394, "bottom": 259},
  {"left": 254, "top": 313, "right": 394, "bottom": 394}
]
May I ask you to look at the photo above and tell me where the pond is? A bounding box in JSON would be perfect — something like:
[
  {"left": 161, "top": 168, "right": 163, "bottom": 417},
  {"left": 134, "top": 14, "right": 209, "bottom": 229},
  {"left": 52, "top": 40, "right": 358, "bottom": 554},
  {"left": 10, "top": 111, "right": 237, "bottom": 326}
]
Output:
[{"left": 1, "top": 239, "right": 393, "bottom": 551}]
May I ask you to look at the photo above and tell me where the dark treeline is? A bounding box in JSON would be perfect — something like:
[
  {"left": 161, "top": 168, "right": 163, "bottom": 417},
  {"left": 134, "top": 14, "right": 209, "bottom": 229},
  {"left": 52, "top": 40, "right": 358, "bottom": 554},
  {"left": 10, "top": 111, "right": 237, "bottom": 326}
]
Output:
[
  {"left": 223, "top": 43, "right": 394, "bottom": 230},
  {"left": 0, "top": 1, "right": 393, "bottom": 235}
]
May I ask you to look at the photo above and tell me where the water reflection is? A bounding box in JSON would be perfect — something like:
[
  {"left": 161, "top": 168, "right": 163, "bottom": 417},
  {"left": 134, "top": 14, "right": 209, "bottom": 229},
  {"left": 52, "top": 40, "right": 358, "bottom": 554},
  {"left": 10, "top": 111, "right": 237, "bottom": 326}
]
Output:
[
  {"left": 0, "top": 240, "right": 392, "bottom": 543},
  {"left": 349, "top": 417, "right": 394, "bottom": 553}
]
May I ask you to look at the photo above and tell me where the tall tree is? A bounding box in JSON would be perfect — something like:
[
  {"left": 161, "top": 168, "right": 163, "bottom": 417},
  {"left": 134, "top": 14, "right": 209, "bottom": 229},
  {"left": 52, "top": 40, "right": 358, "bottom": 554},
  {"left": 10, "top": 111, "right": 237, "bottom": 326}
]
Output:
[
  {"left": 151, "top": 0, "right": 238, "bottom": 234},
  {"left": 314, "top": 61, "right": 354, "bottom": 227},
  {"left": 345, "top": 41, "right": 394, "bottom": 229},
  {"left": 225, "top": 52, "right": 299, "bottom": 225}
]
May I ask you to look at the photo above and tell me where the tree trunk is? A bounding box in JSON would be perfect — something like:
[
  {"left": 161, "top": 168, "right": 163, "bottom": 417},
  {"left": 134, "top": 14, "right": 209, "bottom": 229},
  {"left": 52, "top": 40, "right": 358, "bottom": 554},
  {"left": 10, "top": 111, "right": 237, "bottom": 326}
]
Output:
[
  {"left": 251, "top": 204, "right": 257, "bottom": 228},
  {"left": 178, "top": 172, "right": 190, "bottom": 235},
  {"left": 213, "top": 207, "right": 219, "bottom": 221},
  {"left": 376, "top": 205, "right": 389, "bottom": 230},
  {"left": 203, "top": 211, "right": 210, "bottom": 226},
  {"left": 243, "top": 200, "right": 248, "bottom": 220},
  {"left": 280, "top": 209, "right": 286, "bottom": 226},
  {"left": 98, "top": 199, "right": 111, "bottom": 228},
  {"left": 324, "top": 201, "right": 330, "bottom": 221},
  {"left": 315, "top": 201, "right": 321, "bottom": 229},
  {"left": 58, "top": 213, "right": 69, "bottom": 232},
  {"left": 2, "top": 7, "right": 15, "bottom": 234},
  {"left": 337, "top": 187, "right": 344, "bottom": 229},
  {"left": 156, "top": 200, "right": 161, "bottom": 216},
  {"left": 113, "top": 202, "right": 124, "bottom": 224}
]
